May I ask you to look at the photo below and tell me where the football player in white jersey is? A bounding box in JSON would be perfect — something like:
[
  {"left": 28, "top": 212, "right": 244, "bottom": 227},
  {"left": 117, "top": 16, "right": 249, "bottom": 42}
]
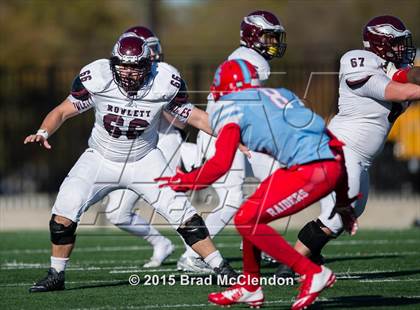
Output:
[
  {"left": 25, "top": 35, "right": 238, "bottom": 292},
  {"left": 276, "top": 15, "right": 420, "bottom": 277},
  {"left": 177, "top": 10, "right": 287, "bottom": 272},
  {"left": 104, "top": 26, "right": 183, "bottom": 269}
]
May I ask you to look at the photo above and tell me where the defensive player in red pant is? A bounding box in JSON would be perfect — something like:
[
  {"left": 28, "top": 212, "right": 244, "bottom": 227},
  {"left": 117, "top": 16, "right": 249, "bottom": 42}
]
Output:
[{"left": 156, "top": 59, "right": 356, "bottom": 309}]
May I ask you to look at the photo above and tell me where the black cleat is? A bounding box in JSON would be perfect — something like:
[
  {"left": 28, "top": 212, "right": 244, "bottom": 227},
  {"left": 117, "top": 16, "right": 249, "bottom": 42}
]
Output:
[
  {"left": 29, "top": 268, "right": 65, "bottom": 293},
  {"left": 261, "top": 251, "right": 277, "bottom": 264},
  {"left": 274, "top": 254, "right": 325, "bottom": 279},
  {"left": 214, "top": 259, "right": 239, "bottom": 281},
  {"left": 274, "top": 264, "right": 296, "bottom": 279}
]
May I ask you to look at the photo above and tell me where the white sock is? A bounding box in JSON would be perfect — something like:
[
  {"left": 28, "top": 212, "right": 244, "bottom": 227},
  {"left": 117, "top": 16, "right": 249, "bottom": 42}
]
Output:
[
  {"left": 50, "top": 256, "right": 69, "bottom": 273},
  {"left": 144, "top": 225, "right": 166, "bottom": 247},
  {"left": 204, "top": 250, "right": 223, "bottom": 269}
]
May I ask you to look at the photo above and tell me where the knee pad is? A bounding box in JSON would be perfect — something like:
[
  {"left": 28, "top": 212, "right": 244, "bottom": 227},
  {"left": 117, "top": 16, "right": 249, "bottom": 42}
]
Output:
[
  {"left": 50, "top": 215, "right": 77, "bottom": 245},
  {"left": 177, "top": 214, "right": 209, "bottom": 247},
  {"left": 297, "top": 220, "right": 332, "bottom": 255}
]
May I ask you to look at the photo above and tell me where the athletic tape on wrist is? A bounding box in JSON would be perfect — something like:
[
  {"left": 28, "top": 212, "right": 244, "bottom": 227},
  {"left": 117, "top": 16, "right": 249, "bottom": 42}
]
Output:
[{"left": 36, "top": 129, "right": 49, "bottom": 139}]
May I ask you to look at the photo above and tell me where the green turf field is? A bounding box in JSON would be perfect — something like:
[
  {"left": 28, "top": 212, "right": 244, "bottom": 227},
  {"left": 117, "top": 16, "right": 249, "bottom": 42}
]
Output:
[{"left": 1, "top": 229, "right": 419, "bottom": 309}]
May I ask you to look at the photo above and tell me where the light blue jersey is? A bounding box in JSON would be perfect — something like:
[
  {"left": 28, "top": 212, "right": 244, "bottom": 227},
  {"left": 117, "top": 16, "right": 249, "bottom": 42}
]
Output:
[{"left": 210, "top": 87, "right": 334, "bottom": 168}]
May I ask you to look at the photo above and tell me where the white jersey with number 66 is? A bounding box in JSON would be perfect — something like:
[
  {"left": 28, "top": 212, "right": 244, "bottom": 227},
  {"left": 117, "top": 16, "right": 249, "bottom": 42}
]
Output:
[{"left": 68, "top": 59, "right": 193, "bottom": 162}]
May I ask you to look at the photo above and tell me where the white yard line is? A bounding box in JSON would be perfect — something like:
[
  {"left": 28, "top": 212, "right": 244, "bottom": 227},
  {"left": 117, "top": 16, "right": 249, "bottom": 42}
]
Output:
[
  {"left": 359, "top": 278, "right": 420, "bottom": 282},
  {"left": 2, "top": 251, "right": 419, "bottom": 270},
  {"left": 69, "top": 296, "right": 420, "bottom": 310},
  {"left": 2, "top": 269, "right": 420, "bottom": 287},
  {"left": 328, "top": 239, "right": 420, "bottom": 246},
  {"left": 1, "top": 239, "right": 419, "bottom": 255},
  {"left": 0, "top": 262, "right": 179, "bottom": 272},
  {"left": 0, "top": 279, "right": 126, "bottom": 287}
]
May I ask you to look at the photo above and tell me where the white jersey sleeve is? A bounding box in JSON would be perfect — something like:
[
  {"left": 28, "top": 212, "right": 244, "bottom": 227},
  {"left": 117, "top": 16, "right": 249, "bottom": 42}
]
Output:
[
  {"left": 79, "top": 59, "right": 113, "bottom": 93},
  {"left": 228, "top": 46, "right": 270, "bottom": 81},
  {"left": 67, "top": 59, "right": 113, "bottom": 113},
  {"left": 350, "top": 74, "right": 389, "bottom": 101},
  {"left": 150, "top": 62, "right": 194, "bottom": 123},
  {"left": 149, "top": 62, "right": 180, "bottom": 102},
  {"left": 339, "top": 49, "right": 386, "bottom": 82},
  {"left": 339, "top": 50, "right": 390, "bottom": 101}
]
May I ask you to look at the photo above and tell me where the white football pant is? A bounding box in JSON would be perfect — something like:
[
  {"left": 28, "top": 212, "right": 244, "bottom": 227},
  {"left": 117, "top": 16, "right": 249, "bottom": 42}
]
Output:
[{"left": 318, "top": 145, "right": 370, "bottom": 234}]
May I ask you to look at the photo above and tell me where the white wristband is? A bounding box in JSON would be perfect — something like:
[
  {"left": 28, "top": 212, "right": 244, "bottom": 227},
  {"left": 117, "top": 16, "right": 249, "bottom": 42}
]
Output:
[{"left": 36, "top": 129, "right": 49, "bottom": 139}]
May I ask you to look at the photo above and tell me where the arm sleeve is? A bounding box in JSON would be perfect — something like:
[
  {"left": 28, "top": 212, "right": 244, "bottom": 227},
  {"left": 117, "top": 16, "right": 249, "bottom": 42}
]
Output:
[
  {"left": 392, "top": 67, "right": 410, "bottom": 83},
  {"left": 67, "top": 75, "right": 94, "bottom": 113},
  {"left": 349, "top": 74, "right": 390, "bottom": 101},
  {"left": 164, "top": 78, "right": 194, "bottom": 123},
  {"left": 184, "top": 123, "right": 241, "bottom": 189}
]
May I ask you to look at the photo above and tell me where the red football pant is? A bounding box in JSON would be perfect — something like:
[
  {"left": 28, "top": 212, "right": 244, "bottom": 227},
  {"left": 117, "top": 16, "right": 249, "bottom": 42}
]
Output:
[{"left": 234, "top": 158, "right": 345, "bottom": 287}]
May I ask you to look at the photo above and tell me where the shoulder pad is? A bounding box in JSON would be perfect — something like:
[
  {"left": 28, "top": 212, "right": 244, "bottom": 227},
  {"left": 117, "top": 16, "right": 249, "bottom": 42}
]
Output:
[
  {"left": 222, "top": 89, "right": 261, "bottom": 102},
  {"left": 151, "top": 62, "right": 182, "bottom": 102},
  {"left": 78, "top": 59, "right": 113, "bottom": 93},
  {"left": 228, "top": 47, "right": 270, "bottom": 81},
  {"left": 340, "top": 50, "right": 386, "bottom": 82}
]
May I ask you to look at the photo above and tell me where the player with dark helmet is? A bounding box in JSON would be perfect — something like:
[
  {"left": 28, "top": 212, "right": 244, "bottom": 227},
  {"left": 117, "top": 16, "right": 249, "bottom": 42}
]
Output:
[
  {"left": 27, "top": 28, "right": 238, "bottom": 293},
  {"left": 362, "top": 15, "right": 416, "bottom": 65},
  {"left": 178, "top": 9, "right": 288, "bottom": 272},
  {"left": 275, "top": 15, "right": 420, "bottom": 280},
  {"left": 110, "top": 36, "right": 152, "bottom": 93},
  {"left": 123, "top": 26, "right": 164, "bottom": 62},
  {"left": 240, "top": 10, "right": 287, "bottom": 60}
]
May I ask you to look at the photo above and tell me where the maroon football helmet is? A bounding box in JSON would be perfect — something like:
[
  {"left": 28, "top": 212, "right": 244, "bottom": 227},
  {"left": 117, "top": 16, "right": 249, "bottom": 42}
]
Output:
[
  {"left": 110, "top": 36, "right": 152, "bottom": 92},
  {"left": 123, "top": 26, "right": 163, "bottom": 62},
  {"left": 363, "top": 15, "right": 416, "bottom": 65},
  {"left": 240, "top": 10, "right": 287, "bottom": 60}
]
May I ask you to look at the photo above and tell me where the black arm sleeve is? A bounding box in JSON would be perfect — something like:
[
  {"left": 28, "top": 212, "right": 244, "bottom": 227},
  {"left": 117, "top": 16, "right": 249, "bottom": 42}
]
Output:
[
  {"left": 70, "top": 76, "right": 91, "bottom": 101},
  {"left": 166, "top": 78, "right": 189, "bottom": 110}
]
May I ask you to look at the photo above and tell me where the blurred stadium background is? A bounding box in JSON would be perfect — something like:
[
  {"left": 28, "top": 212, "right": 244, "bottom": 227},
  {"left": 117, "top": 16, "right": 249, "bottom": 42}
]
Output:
[{"left": 0, "top": 0, "right": 419, "bottom": 230}]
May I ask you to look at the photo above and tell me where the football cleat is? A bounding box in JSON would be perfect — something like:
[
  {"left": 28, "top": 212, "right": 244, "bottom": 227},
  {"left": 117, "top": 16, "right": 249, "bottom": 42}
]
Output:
[
  {"left": 275, "top": 254, "right": 325, "bottom": 279},
  {"left": 177, "top": 255, "right": 214, "bottom": 273},
  {"left": 29, "top": 268, "right": 65, "bottom": 293},
  {"left": 261, "top": 251, "right": 277, "bottom": 264},
  {"left": 143, "top": 238, "right": 174, "bottom": 268},
  {"left": 274, "top": 264, "right": 296, "bottom": 279},
  {"left": 208, "top": 285, "right": 264, "bottom": 308},
  {"left": 240, "top": 241, "right": 277, "bottom": 264},
  {"left": 213, "top": 259, "right": 240, "bottom": 282},
  {"left": 291, "top": 266, "right": 336, "bottom": 310},
  {"left": 309, "top": 253, "right": 326, "bottom": 266}
]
